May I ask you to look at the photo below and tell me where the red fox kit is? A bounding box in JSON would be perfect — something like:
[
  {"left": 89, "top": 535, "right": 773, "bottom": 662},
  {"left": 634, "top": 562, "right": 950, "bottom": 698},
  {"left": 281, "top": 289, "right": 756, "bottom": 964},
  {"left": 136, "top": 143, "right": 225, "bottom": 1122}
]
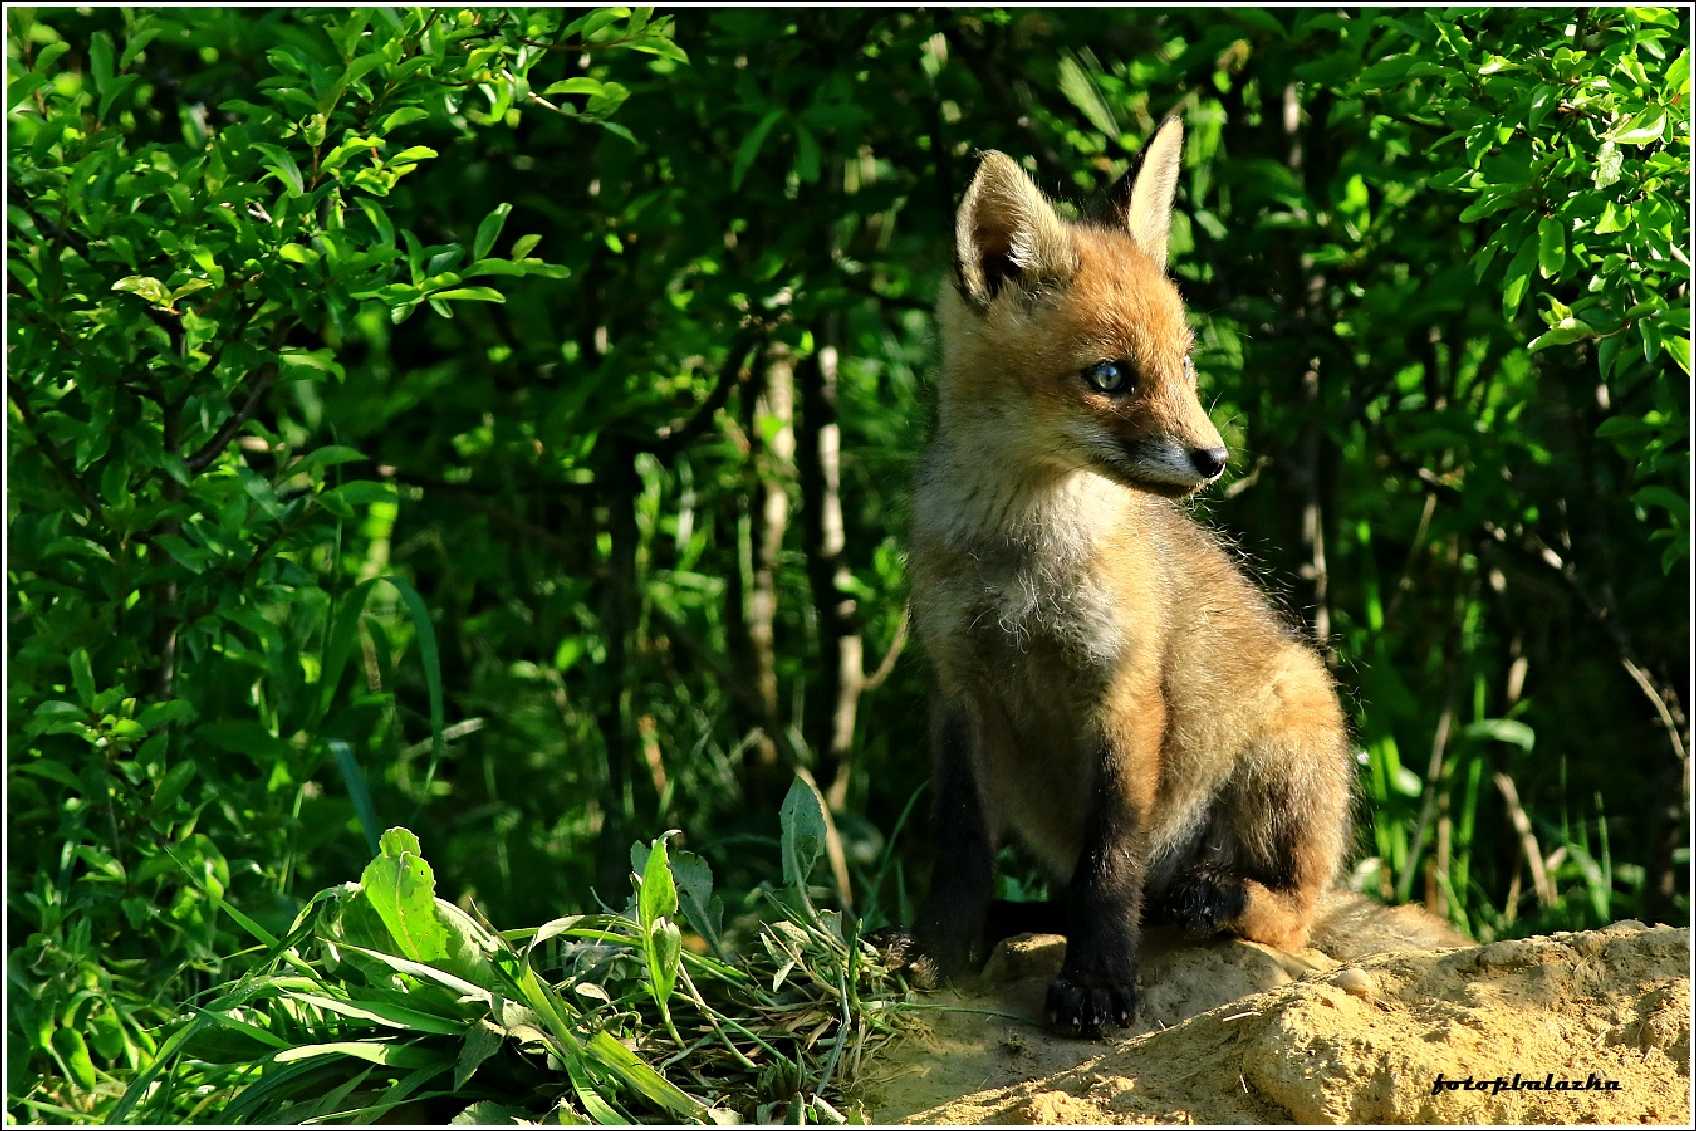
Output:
[{"left": 905, "top": 117, "right": 1360, "bottom": 1037}]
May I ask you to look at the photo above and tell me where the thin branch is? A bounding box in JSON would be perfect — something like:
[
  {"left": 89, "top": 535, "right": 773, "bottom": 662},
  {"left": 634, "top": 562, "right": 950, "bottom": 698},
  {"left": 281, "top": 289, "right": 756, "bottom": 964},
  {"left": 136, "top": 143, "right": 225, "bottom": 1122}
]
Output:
[
  {"left": 7, "top": 379, "right": 108, "bottom": 524},
  {"left": 647, "top": 333, "right": 762, "bottom": 458},
  {"left": 860, "top": 607, "right": 910, "bottom": 693},
  {"left": 1493, "top": 772, "right": 1556, "bottom": 909},
  {"left": 184, "top": 365, "right": 277, "bottom": 472}
]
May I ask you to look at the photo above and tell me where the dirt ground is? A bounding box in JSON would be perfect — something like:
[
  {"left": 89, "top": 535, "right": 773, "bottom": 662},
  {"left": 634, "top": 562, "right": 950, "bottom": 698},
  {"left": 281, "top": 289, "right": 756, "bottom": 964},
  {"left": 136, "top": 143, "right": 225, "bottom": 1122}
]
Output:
[{"left": 860, "top": 920, "right": 1690, "bottom": 1124}]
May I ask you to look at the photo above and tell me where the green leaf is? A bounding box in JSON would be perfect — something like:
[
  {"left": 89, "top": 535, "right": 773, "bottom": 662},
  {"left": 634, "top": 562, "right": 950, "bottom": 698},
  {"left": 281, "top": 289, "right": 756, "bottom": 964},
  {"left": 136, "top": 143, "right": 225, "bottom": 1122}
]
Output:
[
  {"left": 281, "top": 990, "right": 464, "bottom": 1036},
  {"left": 649, "top": 918, "right": 682, "bottom": 1008},
  {"left": 1528, "top": 319, "right": 1594, "bottom": 351},
  {"left": 1667, "top": 333, "right": 1692, "bottom": 376},
  {"left": 1056, "top": 51, "right": 1118, "bottom": 136},
  {"left": 1609, "top": 107, "right": 1667, "bottom": 146},
  {"left": 382, "top": 106, "right": 431, "bottom": 131},
  {"left": 359, "top": 827, "right": 449, "bottom": 963},
  {"left": 732, "top": 109, "right": 784, "bottom": 191},
  {"left": 671, "top": 850, "right": 722, "bottom": 952},
  {"left": 639, "top": 834, "right": 679, "bottom": 927},
  {"left": 779, "top": 774, "right": 828, "bottom": 896},
  {"left": 1462, "top": 719, "right": 1535, "bottom": 752},
  {"left": 431, "top": 286, "right": 506, "bottom": 303},
  {"left": 453, "top": 1103, "right": 526, "bottom": 1125},
  {"left": 88, "top": 31, "right": 115, "bottom": 94},
  {"left": 381, "top": 576, "right": 446, "bottom": 799},
  {"left": 1593, "top": 140, "right": 1623, "bottom": 189},
  {"left": 543, "top": 77, "right": 605, "bottom": 97},
  {"left": 1500, "top": 234, "right": 1538, "bottom": 319},
  {"left": 332, "top": 741, "right": 381, "bottom": 855},
  {"left": 586, "top": 1030, "right": 704, "bottom": 1120},
  {"left": 252, "top": 143, "right": 305, "bottom": 197},
  {"left": 112, "top": 276, "right": 171, "bottom": 307},
  {"left": 473, "top": 203, "right": 512, "bottom": 261},
  {"left": 139, "top": 699, "right": 194, "bottom": 730},
  {"left": 1666, "top": 48, "right": 1690, "bottom": 98},
  {"left": 69, "top": 648, "right": 95, "bottom": 705},
  {"left": 151, "top": 761, "right": 197, "bottom": 813},
  {"left": 454, "top": 1022, "right": 505, "bottom": 1091},
  {"left": 52, "top": 1027, "right": 98, "bottom": 1091},
  {"left": 273, "top": 1040, "right": 442, "bottom": 1068},
  {"left": 1537, "top": 216, "right": 1566, "bottom": 279}
]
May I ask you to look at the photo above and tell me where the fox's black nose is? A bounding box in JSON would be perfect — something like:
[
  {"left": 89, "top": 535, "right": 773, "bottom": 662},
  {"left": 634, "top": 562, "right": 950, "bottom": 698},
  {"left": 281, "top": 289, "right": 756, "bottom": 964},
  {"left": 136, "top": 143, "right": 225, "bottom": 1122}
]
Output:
[{"left": 1190, "top": 447, "right": 1228, "bottom": 479}]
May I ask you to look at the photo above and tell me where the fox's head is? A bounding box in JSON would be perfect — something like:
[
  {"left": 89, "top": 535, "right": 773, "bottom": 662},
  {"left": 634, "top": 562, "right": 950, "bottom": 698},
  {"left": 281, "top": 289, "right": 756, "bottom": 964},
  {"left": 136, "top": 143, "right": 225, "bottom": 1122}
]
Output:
[{"left": 936, "top": 117, "right": 1226, "bottom": 498}]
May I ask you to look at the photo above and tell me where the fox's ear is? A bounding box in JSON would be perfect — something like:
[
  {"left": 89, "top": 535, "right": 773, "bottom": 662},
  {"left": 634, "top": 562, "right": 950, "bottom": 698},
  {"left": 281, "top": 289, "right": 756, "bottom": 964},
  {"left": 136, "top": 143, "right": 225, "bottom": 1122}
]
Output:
[
  {"left": 954, "top": 151, "right": 1076, "bottom": 308},
  {"left": 1111, "top": 114, "right": 1184, "bottom": 269}
]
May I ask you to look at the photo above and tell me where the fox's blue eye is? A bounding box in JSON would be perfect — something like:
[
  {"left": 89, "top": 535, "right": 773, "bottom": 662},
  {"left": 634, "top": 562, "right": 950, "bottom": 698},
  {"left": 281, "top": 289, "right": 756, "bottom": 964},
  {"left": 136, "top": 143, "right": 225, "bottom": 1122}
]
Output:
[{"left": 1084, "top": 360, "right": 1132, "bottom": 394}]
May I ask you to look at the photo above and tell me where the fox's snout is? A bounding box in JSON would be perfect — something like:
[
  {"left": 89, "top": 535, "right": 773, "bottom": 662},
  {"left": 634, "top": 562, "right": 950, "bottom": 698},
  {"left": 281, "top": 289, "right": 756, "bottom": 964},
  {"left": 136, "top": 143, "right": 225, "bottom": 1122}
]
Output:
[{"left": 1191, "top": 446, "right": 1228, "bottom": 478}]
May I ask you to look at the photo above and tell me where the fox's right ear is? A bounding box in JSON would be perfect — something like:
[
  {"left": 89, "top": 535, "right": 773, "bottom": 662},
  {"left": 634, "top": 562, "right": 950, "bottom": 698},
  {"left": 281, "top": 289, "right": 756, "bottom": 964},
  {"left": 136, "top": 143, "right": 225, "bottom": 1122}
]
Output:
[
  {"left": 954, "top": 151, "right": 1076, "bottom": 309},
  {"left": 1110, "top": 113, "right": 1185, "bottom": 270}
]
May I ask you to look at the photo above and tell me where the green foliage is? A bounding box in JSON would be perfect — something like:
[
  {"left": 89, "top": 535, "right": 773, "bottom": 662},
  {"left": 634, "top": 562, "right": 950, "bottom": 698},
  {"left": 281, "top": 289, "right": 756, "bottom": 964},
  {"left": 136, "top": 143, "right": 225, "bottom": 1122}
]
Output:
[
  {"left": 6, "top": 5, "right": 673, "bottom": 1117},
  {"left": 7, "top": 5, "right": 1689, "bottom": 1122},
  {"left": 112, "top": 813, "right": 906, "bottom": 1124}
]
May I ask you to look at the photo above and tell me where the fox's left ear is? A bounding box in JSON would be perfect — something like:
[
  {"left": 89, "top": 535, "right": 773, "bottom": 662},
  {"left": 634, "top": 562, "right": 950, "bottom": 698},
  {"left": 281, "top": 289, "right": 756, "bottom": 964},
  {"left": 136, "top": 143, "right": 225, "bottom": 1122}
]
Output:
[{"left": 1110, "top": 113, "right": 1185, "bottom": 270}]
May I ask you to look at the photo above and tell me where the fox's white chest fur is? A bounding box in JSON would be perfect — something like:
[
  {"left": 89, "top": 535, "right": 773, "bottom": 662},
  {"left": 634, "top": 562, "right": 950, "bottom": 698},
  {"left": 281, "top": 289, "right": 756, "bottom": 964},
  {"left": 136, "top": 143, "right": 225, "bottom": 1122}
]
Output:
[{"left": 911, "top": 449, "right": 1137, "bottom": 873}]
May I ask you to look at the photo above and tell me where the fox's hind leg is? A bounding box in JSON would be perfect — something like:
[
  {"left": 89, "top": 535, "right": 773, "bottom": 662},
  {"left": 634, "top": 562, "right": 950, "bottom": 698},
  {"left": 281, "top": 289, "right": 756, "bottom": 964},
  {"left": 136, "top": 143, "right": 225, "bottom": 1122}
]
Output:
[{"left": 1161, "top": 659, "right": 1353, "bottom": 952}]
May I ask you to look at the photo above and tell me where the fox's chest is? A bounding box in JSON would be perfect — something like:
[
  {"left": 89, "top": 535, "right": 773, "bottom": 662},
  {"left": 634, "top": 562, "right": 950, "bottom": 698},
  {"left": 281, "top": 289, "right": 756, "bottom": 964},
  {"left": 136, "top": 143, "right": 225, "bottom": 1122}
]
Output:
[
  {"left": 919, "top": 541, "right": 1123, "bottom": 723},
  {"left": 910, "top": 521, "right": 1149, "bottom": 876}
]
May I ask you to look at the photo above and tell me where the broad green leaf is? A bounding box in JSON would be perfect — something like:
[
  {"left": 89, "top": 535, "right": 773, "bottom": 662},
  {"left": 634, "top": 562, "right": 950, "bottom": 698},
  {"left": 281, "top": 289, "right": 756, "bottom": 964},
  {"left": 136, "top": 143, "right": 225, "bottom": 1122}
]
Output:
[
  {"left": 1536, "top": 217, "right": 1566, "bottom": 279},
  {"left": 1609, "top": 107, "right": 1667, "bottom": 146},
  {"left": 68, "top": 648, "right": 94, "bottom": 705},
  {"left": 359, "top": 827, "right": 448, "bottom": 963},
  {"left": 638, "top": 833, "right": 679, "bottom": 928},
  {"left": 273, "top": 1040, "right": 443, "bottom": 1068},
  {"left": 432, "top": 286, "right": 506, "bottom": 303},
  {"left": 732, "top": 109, "right": 784, "bottom": 191},
  {"left": 1056, "top": 52, "right": 1118, "bottom": 136},
  {"left": 454, "top": 1021, "right": 505, "bottom": 1090},
  {"left": 1593, "top": 140, "right": 1623, "bottom": 188},
  {"left": 1462, "top": 719, "right": 1536, "bottom": 751},
  {"left": 112, "top": 276, "right": 170, "bottom": 306},
  {"left": 473, "top": 202, "right": 512, "bottom": 261},
  {"left": 1501, "top": 234, "right": 1538, "bottom": 319},
  {"left": 779, "top": 774, "right": 828, "bottom": 896}
]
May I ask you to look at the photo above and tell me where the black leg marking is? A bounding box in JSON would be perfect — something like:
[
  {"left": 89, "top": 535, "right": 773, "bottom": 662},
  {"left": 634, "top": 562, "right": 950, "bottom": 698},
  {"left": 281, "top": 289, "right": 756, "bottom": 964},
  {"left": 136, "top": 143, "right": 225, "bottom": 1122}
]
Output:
[
  {"left": 911, "top": 705, "right": 994, "bottom": 981},
  {"left": 1047, "top": 742, "right": 1144, "bottom": 1038},
  {"left": 1153, "top": 872, "right": 1247, "bottom": 937}
]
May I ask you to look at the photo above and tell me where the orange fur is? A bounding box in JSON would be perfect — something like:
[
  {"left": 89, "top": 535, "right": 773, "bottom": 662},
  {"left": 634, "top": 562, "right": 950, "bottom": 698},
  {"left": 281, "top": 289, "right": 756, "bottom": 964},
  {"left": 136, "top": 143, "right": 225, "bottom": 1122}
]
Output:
[{"left": 911, "top": 140, "right": 1356, "bottom": 956}]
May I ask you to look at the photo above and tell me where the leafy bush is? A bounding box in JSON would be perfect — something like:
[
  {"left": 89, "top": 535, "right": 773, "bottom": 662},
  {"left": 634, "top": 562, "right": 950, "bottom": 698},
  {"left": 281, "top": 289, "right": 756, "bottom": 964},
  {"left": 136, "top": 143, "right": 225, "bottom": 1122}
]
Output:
[{"left": 6, "top": 7, "right": 673, "bottom": 1114}]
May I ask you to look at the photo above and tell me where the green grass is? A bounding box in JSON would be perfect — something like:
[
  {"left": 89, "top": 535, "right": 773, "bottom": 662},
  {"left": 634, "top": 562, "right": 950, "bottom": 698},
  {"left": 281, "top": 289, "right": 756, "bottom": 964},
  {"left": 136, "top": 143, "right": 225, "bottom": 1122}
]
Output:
[{"left": 56, "top": 780, "right": 913, "bottom": 1125}]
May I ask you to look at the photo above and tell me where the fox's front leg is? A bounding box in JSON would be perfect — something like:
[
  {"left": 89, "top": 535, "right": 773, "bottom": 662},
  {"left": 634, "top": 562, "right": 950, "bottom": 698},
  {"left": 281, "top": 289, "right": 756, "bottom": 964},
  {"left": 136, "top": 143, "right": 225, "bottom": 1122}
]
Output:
[
  {"left": 1047, "top": 735, "right": 1150, "bottom": 1038},
  {"left": 912, "top": 703, "right": 995, "bottom": 979}
]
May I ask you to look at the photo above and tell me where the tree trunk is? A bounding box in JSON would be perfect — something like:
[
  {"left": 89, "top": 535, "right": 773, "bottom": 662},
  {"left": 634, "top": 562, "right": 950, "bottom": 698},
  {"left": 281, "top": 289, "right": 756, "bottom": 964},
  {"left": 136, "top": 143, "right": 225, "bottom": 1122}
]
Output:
[
  {"left": 799, "top": 330, "right": 864, "bottom": 810},
  {"left": 743, "top": 344, "right": 795, "bottom": 800}
]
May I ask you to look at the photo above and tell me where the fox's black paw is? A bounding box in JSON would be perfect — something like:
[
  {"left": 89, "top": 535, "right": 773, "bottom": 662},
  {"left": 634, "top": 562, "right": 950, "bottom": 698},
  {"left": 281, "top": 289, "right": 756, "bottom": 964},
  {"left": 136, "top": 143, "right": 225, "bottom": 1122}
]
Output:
[
  {"left": 1159, "top": 875, "right": 1246, "bottom": 937},
  {"left": 864, "top": 928, "right": 944, "bottom": 990},
  {"left": 1045, "top": 972, "right": 1137, "bottom": 1038}
]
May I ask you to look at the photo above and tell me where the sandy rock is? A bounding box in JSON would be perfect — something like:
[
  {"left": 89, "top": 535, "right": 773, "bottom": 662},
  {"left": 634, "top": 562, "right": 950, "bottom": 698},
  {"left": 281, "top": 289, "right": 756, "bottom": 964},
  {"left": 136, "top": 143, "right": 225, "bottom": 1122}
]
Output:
[{"left": 861, "top": 921, "right": 1690, "bottom": 1124}]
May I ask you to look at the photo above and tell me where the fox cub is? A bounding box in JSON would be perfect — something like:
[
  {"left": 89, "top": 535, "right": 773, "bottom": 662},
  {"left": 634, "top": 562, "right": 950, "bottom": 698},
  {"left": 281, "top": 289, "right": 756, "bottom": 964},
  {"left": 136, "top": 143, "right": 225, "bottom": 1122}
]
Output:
[{"left": 905, "top": 117, "right": 1357, "bottom": 1038}]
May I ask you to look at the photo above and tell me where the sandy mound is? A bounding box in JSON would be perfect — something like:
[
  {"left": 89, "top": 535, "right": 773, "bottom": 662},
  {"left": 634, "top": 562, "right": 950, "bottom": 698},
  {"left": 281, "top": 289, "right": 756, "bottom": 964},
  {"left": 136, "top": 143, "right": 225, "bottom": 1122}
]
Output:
[{"left": 862, "top": 921, "right": 1690, "bottom": 1124}]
